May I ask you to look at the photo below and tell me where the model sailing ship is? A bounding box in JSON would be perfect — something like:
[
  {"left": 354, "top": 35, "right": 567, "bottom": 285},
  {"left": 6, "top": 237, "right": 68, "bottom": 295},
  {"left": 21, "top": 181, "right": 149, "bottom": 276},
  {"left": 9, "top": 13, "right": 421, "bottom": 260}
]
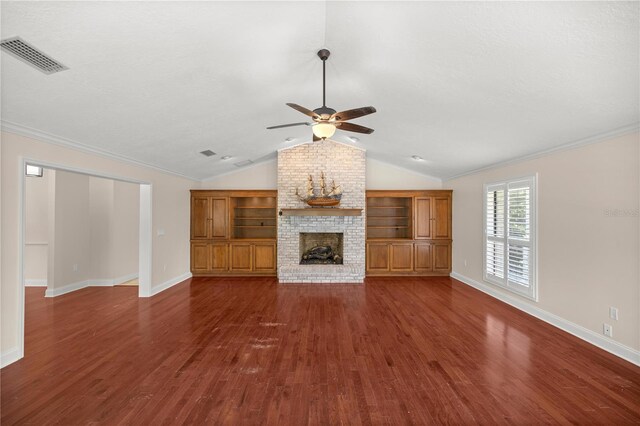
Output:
[{"left": 295, "top": 172, "right": 342, "bottom": 207}]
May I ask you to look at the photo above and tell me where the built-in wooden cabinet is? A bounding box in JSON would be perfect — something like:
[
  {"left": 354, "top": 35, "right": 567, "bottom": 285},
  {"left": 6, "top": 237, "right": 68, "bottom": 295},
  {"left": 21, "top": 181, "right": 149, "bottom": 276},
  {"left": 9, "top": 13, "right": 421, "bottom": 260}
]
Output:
[
  {"left": 366, "top": 243, "right": 390, "bottom": 272},
  {"left": 390, "top": 243, "right": 414, "bottom": 272},
  {"left": 253, "top": 243, "right": 277, "bottom": 272},
  {"left": 190, "top": 190, "right": 277, "bottom": 276},
  {"left": 191, "top": 196, "right": 228, "bottom": 240},
  {"left": 190, "top": 242, "right": 229, "bottom": 273},
  {"left": 414, "top": 243, "right": 433, "bottom": 272},
  {"left": 366, "top": 190, "right": 452, "bottom": 276}
]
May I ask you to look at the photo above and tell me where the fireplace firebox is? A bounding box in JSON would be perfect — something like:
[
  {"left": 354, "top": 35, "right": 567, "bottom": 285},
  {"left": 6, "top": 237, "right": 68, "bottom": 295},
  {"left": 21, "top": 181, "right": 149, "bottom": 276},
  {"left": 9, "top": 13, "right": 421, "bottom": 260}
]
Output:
[{"left": 299, "top": 233, "right": 343, "bottom": 265}]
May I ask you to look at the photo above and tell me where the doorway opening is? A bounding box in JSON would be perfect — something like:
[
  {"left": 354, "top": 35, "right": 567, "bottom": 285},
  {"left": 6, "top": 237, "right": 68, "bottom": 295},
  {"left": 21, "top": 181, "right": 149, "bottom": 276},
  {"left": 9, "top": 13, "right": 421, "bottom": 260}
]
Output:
[{"left": 17, "top": 158, "right": 153, "bottom": 360}]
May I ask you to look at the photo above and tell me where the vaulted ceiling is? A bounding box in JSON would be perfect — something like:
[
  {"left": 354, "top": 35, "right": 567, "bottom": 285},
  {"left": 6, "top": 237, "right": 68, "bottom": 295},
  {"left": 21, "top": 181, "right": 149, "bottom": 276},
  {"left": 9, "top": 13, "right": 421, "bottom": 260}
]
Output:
[{"left": 1, "top": 1, "right": 638, "bottom": 180}]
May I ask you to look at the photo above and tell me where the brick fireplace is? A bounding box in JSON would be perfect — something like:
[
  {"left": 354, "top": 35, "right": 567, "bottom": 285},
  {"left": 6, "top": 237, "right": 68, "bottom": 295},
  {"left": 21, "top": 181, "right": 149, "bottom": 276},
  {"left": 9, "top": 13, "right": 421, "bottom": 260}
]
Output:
[{"left": 277, "top": 140, "right": 365, "bottom": 283}]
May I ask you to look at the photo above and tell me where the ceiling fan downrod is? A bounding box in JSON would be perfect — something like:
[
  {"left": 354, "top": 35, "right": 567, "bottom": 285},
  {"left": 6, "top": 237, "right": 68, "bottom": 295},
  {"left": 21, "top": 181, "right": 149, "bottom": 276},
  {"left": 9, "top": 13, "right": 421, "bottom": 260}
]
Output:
[{"left": 318, "top": 49, "right": 330, "bottom": 109}]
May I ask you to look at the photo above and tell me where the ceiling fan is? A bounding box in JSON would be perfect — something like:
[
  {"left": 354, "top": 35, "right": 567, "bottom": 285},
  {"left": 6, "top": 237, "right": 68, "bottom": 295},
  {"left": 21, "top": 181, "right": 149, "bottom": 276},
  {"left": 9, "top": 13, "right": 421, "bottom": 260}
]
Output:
[{"left": 267, "top": 49, "right": 376, "bottom": 141}]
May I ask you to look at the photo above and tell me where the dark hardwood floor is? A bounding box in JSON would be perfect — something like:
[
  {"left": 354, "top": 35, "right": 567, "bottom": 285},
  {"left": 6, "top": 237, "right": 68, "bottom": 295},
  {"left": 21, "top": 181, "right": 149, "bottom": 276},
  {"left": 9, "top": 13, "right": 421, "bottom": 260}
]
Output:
[{"left": 2, "top": 277, "right": 639, "bottom": 425}]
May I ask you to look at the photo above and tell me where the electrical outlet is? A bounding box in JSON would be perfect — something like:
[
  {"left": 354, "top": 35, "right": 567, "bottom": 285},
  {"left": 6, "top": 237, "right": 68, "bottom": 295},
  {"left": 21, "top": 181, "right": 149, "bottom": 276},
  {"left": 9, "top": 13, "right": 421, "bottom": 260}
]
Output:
[
  {"left": 73, "top": 264, "right": 78, "bottom": 272},
  {"left": 603, "top": 323, "right": 613, "bottom": 337},
  {"left": 609, "top": 307, "right": 619, "bottom": 321},
  {"left": 163, "top": 264, "right": 167, "bottom": 272},
  {"left": 464, "top": 259, "right": 468, "bottom": 267}
]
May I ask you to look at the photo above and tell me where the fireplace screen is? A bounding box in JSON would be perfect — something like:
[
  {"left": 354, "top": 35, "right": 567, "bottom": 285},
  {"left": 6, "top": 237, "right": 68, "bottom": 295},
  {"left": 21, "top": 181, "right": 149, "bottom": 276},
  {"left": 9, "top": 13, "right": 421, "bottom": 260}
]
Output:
[{"left": 299, "top": 233, "right": 344, "bottom": 265}]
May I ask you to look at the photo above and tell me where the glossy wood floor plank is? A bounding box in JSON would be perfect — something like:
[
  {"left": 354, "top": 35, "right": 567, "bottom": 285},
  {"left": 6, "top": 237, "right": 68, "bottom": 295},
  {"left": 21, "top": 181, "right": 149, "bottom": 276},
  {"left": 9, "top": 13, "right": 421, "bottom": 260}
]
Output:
[{"left": 2, "top": 276, "right": 639, "bottom": 425}]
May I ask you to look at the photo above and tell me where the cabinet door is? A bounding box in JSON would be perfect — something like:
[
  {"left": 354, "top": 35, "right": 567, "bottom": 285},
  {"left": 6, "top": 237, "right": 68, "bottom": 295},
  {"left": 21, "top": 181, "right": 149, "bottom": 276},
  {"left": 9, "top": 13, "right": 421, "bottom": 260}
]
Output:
[
  {"left": 414, "top": 244, "right": 433, "bottom": 272},
  {"left": 210, "top": 198, "right": 228, "bottom": 239},
  {"left": 210, "top": 243, "right": 228, "bottom": 272},
  {"left": 191, "top": 242, "right": 210, "bottom": 272},
  {"left": 390, "top": 243, "right": 413, "bottom": 272},
  {"left": 191, "top": 196, "right": 210, "bottom": 239},
  {"left": 433, "top": 242, "right": 451, "bottom": 272},
  {"left": 366, "top": 243, "right": 390, "bottom": 272},
  {"left": 230, "top": 243, "right": 253, "bottom": 272},
  {"left": 253, "top": 243, "right": 276, "bottom": 272},
  {"left": 432, "top": 196, "right": 451, "bottom": 239},
  {"left": 414, "top": 197, "right": 432, "bottom": 239}
]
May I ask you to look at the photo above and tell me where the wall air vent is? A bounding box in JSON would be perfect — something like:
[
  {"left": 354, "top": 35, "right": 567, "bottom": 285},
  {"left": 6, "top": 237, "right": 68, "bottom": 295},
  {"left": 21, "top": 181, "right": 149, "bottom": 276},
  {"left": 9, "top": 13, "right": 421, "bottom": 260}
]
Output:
[
  {"left": 200, "top": 150, "right": 216, "bottom": 157},
  {"left": 234, "top": 160, "right": 253, "bottom": 168},
  {"left": 1, "top": 37, "right": 68, "bottom": 74}
]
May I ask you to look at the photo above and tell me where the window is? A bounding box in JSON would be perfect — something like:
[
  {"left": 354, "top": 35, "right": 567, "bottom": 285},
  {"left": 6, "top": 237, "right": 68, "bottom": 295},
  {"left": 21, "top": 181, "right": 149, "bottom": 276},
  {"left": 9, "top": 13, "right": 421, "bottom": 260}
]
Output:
[
  {"left": 484, "top": 175, "right": 536, "bottom": 300},
  {"left": 25, "top": 164, "right": 43, "bottom": 177}
]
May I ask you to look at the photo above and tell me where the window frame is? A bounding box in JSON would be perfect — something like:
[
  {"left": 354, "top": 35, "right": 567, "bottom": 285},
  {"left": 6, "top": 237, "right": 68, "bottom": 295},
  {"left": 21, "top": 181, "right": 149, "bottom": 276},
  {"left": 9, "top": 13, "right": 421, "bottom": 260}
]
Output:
[{"left": 483, "top": 174, "right": 537, "bottom": 301}]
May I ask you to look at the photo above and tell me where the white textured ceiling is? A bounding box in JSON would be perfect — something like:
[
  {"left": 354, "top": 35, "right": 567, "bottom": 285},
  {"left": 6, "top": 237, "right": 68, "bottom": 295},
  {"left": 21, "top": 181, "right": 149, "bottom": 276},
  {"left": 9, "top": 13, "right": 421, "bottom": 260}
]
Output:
[{"left": 1, "top": 1, "right": 638, "bottom": 180}]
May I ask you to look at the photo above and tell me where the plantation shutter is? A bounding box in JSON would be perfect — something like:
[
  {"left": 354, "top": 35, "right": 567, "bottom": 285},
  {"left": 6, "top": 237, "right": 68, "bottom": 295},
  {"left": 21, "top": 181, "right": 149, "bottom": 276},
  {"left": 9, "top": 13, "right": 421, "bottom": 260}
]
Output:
[
  {"left": 507, "top": 180, "right": 532, "bottom": 293},
  {"left": 484, "top": 177, "right": 535, "bottom": 299},
  {"left": 485, "top": 184, "right": 505, "bottom": 282}
]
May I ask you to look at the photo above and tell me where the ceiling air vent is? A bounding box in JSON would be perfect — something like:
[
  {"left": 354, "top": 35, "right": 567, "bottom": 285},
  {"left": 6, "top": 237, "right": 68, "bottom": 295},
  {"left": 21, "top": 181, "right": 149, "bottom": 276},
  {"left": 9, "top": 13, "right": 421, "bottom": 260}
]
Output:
[
  {"left": 200, "top": 150, "right": 216, "bottom": 157},
  {"left": 1, "top": 37, "right": 68, "bottom": 74}
]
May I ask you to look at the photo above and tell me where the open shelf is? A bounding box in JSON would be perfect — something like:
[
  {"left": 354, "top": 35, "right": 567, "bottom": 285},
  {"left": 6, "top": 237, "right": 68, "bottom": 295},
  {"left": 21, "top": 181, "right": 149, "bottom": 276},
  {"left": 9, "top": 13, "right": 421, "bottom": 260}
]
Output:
[
  {"left": 366, "top": 196, "right": 412, "bottom": 239},
  {"left": 231, "top": 196, "right": 277, "bottom": 239}
]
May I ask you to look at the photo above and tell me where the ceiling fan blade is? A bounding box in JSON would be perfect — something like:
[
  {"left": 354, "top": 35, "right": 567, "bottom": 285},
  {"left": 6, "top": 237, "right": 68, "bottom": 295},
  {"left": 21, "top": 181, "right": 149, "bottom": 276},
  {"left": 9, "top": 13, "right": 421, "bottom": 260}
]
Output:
[
  {"left": 266, "top": 122, "right": 311, "bottom": 130},
  {"left": 331, "top": 106, "right": 376, "bottom": 121},
  {"left": 286, "top": 103, "right": 320, "bottom": 119},
  {"left": 336, "top": 122, "right": 375, "bottom": 134}
]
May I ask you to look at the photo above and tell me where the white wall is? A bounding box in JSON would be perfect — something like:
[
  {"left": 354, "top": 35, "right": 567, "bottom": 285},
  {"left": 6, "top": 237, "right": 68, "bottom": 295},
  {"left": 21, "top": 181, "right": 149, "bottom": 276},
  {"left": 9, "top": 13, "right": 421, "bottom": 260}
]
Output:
[
  {"left": 366, "top": 158, "right": 442, "bottom": 189},
  {"left": 111, "top": 180, "right": 139, "bottom": 280},
  {"left": 52, "top": 171, "right": 92, "bottom": 289},
  {"left": 200, "top": 159, "right": 278, "bottom": 189},
  {"left": 1, "top": 131, "right": 195, "bottom": 362},
  {"left": 89, "top": 176, "right": 114, "bottom": 281},
  {"left": 24, "top": 169, "right": 53, "bottom": 285},
  {"left": 447, "top": 132, "right": 639, "bottom": 355},
  {"left": 87, "top": 177, "right": 139, "bottom": 283},
  {"left": 199, "top": 156, "right": 442, "bottom": 190}
]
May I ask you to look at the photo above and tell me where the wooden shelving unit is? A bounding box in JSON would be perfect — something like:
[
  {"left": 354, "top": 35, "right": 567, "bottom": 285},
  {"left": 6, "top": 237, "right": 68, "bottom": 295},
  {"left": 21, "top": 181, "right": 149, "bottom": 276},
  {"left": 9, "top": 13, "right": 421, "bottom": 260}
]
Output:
[
  {"left": 231, "top": 196, "right": 277, "bottom": 239},
  {"left": 190, "top": 190, "right": 277, "bottom": 276},
  {"left": 366, "top": 190, "right": 452, "bottom": 276},
  {"left": 366, "top": 196, "right": 412, "bottom": 239}
]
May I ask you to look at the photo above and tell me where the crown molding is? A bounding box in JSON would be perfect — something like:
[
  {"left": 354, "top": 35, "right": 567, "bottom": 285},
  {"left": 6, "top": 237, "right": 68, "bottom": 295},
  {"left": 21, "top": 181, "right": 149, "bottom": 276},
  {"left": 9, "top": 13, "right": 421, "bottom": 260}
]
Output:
[
  {"left": 443, "top": 122, "right": 640, "bottom": 181},
  {"left": 1, "top": 120, "right": 198, "bottom": 182}
]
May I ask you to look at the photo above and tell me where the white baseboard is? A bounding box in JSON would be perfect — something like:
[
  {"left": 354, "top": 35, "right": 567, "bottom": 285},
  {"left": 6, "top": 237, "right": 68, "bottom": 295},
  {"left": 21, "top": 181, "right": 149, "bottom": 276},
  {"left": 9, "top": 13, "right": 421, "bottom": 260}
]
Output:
[
  {"left": 45, "top": 280, "right": 91, "bottom": 297},
  {"left": 44, "top": 273, "right": 140, "bottom": 297},
  {"left": 25, "top": 279, "right": 47, "bottom": 287},
  {"left": 450, "top": 272, "right": 640, "bottom": 367},
  {"left": 1, "top": 347, "right": 22, "bottom": 368},
  {"left": 113, "top": 273, "right": 138, "bottom": 285},
  {"left": 88, "top": 279, "right": 115, "bottom": 287},
  {"left": 149, "top": 272, "right": 192, "bottom": 297}
]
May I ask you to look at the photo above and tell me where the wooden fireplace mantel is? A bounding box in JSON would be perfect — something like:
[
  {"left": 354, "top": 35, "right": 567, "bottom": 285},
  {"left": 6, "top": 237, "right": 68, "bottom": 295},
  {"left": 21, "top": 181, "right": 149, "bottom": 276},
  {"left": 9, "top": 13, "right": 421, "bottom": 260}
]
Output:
[{"left": 279, "top": 208, "right": 362, "bottom": 217}]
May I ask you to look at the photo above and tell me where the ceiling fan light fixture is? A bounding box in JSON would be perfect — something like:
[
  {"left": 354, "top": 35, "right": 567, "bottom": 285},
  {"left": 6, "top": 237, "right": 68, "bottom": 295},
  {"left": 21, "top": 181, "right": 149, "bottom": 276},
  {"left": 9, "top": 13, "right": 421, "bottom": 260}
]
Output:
[{"left": 312, "top": 122, "right": 336, "bottom": 140}]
